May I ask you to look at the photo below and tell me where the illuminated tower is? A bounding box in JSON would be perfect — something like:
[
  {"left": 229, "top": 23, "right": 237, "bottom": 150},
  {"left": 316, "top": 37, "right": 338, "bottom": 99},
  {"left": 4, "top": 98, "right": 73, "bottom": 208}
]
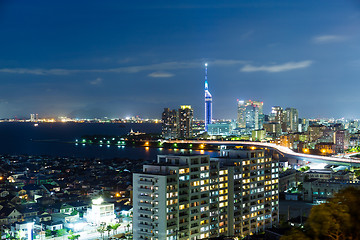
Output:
[{"left": 204, "top": 63, "right": 213, "bottom": 131}]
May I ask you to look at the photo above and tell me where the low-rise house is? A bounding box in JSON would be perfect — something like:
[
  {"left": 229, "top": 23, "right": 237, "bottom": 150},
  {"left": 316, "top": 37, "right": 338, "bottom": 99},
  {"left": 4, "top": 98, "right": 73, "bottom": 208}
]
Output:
[
  {"left": 304, "top": 169, "right": 354, "bottom": 181},
  {"left": 279, "top": 169, "right": 303, "bottom": 192},
  {"left": 17, "top": 205, "right": 39, "bottom": 220},
  {"left": 36, "top": 213, "right": 52, "bottom": 223},
  {"left": 59, "top": 204, "right": 75, "bottom": 214},
  {"left": 0, "top": 207, "right": 22, "bottom": 225},
  {"left": 303, "top": 179, "right": 360, "bottom": 202},
  {"left": 41, "top": 220, "right": 63, "bottom": 231},
  {"left": 68, "top": 201, "right": 89, "bottom": 212},
  {"left": 41, "top": 184, "right": 61, "bottom": 195},
  {"left": 22, "top": 184, "right": 43, "bottom": 200},
  {"left": 51, "top": 213, "right": 79, "bottom": 225}
]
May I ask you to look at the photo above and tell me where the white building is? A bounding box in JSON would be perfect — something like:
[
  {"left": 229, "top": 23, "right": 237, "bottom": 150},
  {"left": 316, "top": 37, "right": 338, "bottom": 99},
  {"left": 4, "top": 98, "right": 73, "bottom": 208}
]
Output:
[{"left": 86, "top": 198, "right": 116, "bottom": 225}]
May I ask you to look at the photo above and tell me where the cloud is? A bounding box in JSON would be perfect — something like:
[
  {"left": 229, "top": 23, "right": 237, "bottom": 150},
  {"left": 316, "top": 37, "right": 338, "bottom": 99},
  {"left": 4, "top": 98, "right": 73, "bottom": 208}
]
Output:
[
  {"left": 90, "top": 77, "right": 103, "bottom": 85},
  {"left": 0, "top": 68, "right": 72, "bottom": 75},
  {"left": 209, "top": 59, "right": 248, "bottom": 65},
  {"left": 241, "top": 60, "right": 313, "bottom": 73},
  {"left": 148, "top": 72, "right": 174, "bottom": 78},
  {"left": 313, "top": 35, "right": 347, "bottom": 43},
  {"left": 0, "top": 58, "right": 248, "bottom": 76}
]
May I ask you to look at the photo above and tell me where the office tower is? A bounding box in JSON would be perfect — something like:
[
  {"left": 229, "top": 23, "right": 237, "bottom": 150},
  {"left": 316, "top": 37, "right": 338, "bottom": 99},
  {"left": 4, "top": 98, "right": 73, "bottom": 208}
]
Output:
[
  {"left": 208, "top": 121, "right": 237, "bottom": 136},
  {"left": 271, "top": 106, "right": 287, "bottom": 132},
  {"left": 30, "top": 114, "right": 35, "bottom": 122},
  {"left": 334, "top": 130, "right": 349, "bottom": 153},
  {"left": 237, "top": 100, "right": 262, "bottom": 131},
  {"left": 252, "top": 101, "right": 263, "bottom": 115},
  {"left": 299, "top": 118, "right": 309, "bottom": 132},
  {"left": 133, "top": 149, "right": 279, "bottom": 240},
  {"left": 178, "top": 105, "right": 193, "bottom": 139},
  {"left": 237, "top": 100, "right": 247, "bottom": 128},
  {"left": 263, "top": 123, "right": 282, "bottom": 138},
  {"left": 284, "top": 108, "right": 299, "bottom": 133},
  {"left": 270, "top": 106, "right": 283, "bottom": 123},
  {"left": 204, "top": 63, "right": 212, "bottom": 132},
  {"left": 162, "top": 108, "right": 178, "bottom": 139}
]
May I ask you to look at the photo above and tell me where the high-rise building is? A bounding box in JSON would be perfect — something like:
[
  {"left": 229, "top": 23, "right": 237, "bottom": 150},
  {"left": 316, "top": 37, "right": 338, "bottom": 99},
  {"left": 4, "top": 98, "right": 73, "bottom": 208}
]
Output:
[
  {"left": 178, "top": 105, "right": 193, "bottom": 139},
  {"left": 284, "top": 108, "right": 299, "bottom": 133},
  {"left": 270, "top": 106, "right": 283, "bottom": 124},
  {"left": 161, "top": 106, "right": 193, "bottom": 139},
  {"left": 204, "top": 63, "right": 212, "bottom": 132},
  {"left": 237, "top": 100, "right": 247, "bottom": 129},
  {"left": 30, "top": 113, "right": 39, "bottom": 122},
  {"left": 162, "top": 108, "right": 178, "bottom": 139},
  {"left": 270, "top": 106, "right": 287, "bottom": 132},
  {"left": 133, "top": 149, "right": 279, "bottom": 240},
  {"left": 237, "top": 100, "right": 263, "bottom": 131}
]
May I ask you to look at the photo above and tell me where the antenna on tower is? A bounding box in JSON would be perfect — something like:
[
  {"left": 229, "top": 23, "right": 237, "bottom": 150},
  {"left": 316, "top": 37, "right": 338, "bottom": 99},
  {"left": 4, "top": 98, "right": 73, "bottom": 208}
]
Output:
[{"left": 204, "top": 63, "right": 208, "bottom": 89}]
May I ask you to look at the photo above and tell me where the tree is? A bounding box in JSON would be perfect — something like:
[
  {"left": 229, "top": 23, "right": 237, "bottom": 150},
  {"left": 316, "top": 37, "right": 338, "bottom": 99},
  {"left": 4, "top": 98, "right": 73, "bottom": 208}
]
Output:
[
  {"left": 56, "top": 229, "right": 67, "bottom": 237},
  {"left": 70, "top": 209, "right": 79, "bottom": 216},
  {"left": 110, "top": 223, "right": 120, "bottom": 235},
  {"left": 281, "top": 228, "right": 311, "bottom": 240},
  {"left": 97, "top": 223, "right": 106, "bottom": 240},
  {"left": 281, "top": 187, "right": 360, "bottom": 240},
  {"left": 45, "top": 230, "right": 52, "bottom": 237},
  {"left": 106, "top": 225, "right": 112, "bottom": 239},
  {"left": 67, "top": 230, "right": 80, "bottom": 240}
]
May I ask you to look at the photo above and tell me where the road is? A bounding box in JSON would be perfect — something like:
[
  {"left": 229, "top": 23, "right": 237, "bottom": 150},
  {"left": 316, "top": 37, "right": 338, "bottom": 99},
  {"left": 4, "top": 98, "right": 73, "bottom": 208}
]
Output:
[{"left": 167, "top": 140, "right": 360, "bottom": 166}]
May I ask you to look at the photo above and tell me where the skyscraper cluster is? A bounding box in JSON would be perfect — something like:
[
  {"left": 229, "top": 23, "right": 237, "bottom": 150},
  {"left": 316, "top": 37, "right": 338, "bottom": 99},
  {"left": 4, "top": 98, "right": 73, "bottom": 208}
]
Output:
[
  {"left": 269, "top": 106, "right": 299, "bottom": 133},
  {"left": 162, "top": 105, "right": 193, "bottom": 139},
  {"left": 237, "top": 100, "right": 264, "bottom": 133}
]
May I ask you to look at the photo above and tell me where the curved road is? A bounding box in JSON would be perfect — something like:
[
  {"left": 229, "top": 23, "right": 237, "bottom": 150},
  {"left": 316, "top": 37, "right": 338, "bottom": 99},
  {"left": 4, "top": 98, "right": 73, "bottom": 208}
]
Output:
[{"left": 167, "top": 140, "right": 360, "bottom": 167}]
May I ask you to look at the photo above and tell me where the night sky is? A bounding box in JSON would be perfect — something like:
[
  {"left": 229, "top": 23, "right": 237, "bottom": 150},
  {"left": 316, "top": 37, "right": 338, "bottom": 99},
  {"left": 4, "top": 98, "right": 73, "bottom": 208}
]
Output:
[{"left": 1, "top": 0, "right": 360, "bottom": 119}]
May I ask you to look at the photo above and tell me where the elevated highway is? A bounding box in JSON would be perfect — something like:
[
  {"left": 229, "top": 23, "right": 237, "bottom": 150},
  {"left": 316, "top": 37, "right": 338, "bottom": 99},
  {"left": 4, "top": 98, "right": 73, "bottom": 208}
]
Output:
[{"left": 166, "top": 140, "right": 360, "bottom": 167}]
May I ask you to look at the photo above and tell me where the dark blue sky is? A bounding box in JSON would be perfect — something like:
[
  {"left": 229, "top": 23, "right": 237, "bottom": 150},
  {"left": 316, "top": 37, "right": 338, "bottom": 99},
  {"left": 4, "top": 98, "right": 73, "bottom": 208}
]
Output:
[{"left": 1, "top": 0, "right": 360, "bottom": 119}]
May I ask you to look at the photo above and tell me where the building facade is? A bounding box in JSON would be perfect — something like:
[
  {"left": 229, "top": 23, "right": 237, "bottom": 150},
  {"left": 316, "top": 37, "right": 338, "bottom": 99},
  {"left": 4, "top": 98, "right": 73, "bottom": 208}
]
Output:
[
  {"left": 284, "top": 108, "right": 299, "bottom": 133},
  {"left": 162, "top": 108, "right": 178, "bottom": 139},
  {"left": 161, "top": 106, "right": 194, "bottom": 139},
  {"left": 237, "top": 100, "right": 263, "bottom": 132},
  {"left": 178, "top": 105, "right": 194, "bottom": 139},
  {"left": 133, "top": 149, "right": 279, "bottom": 240}
]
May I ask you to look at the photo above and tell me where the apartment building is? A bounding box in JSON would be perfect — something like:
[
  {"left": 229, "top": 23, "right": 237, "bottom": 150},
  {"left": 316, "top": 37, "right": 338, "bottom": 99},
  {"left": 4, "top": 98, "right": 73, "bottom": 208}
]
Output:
[{"left": 133, "top": 148, "right": 279, "bottom": 240}]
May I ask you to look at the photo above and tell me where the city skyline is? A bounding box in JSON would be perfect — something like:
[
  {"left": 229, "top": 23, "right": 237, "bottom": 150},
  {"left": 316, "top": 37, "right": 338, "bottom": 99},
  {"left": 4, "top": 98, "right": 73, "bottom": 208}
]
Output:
[{"left": 1, "top": 1, "right": 360, "bottom": 119}]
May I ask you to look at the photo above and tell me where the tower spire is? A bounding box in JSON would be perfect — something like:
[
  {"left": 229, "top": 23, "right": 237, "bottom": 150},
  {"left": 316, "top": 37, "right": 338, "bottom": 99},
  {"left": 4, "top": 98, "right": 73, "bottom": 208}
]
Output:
[
  {"left": 204, "top": 63, "right": 212, "bottom": 132},
  {"left": 204, "top": 63, "right": 208, "bottom": 90}
]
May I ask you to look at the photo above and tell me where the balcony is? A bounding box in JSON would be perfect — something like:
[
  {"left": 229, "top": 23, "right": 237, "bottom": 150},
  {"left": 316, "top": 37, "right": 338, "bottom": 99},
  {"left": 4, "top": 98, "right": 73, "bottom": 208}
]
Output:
[
  {"left": 139, "top": 188, "right": 153, "bottom": 193},
  {"left": 140, "top": 195, "right": 153, "bottom": 201},
  {"left": 139, "top": 231, "right": 154, "bottom": 237},
  {"left": 138, "top": 180, "right": 153, "bottom": 186},
  {"left": 138, "top": 223, "right": 153, "bottom": 230},
  {"left": 139, "top": 218, "right": 153, "bottom": 224},
  {"left": 138, "top": 209, "right": 152, "bottom": 215},
  {"left": 138, "top": 202, "right": 153, "bottom": 208}
]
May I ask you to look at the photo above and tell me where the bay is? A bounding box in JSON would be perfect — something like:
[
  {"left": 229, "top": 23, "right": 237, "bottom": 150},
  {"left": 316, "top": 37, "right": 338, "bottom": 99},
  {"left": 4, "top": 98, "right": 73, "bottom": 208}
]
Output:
[{"left": 0, "top": 122, "right": 219, "bottom": 160}]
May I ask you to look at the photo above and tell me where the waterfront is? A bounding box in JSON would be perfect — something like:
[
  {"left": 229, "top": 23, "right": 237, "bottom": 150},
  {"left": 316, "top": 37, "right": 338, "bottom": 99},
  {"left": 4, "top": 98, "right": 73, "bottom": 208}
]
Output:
[{"left": 0, "top": 122, "right": 219, "bottom": 159}]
